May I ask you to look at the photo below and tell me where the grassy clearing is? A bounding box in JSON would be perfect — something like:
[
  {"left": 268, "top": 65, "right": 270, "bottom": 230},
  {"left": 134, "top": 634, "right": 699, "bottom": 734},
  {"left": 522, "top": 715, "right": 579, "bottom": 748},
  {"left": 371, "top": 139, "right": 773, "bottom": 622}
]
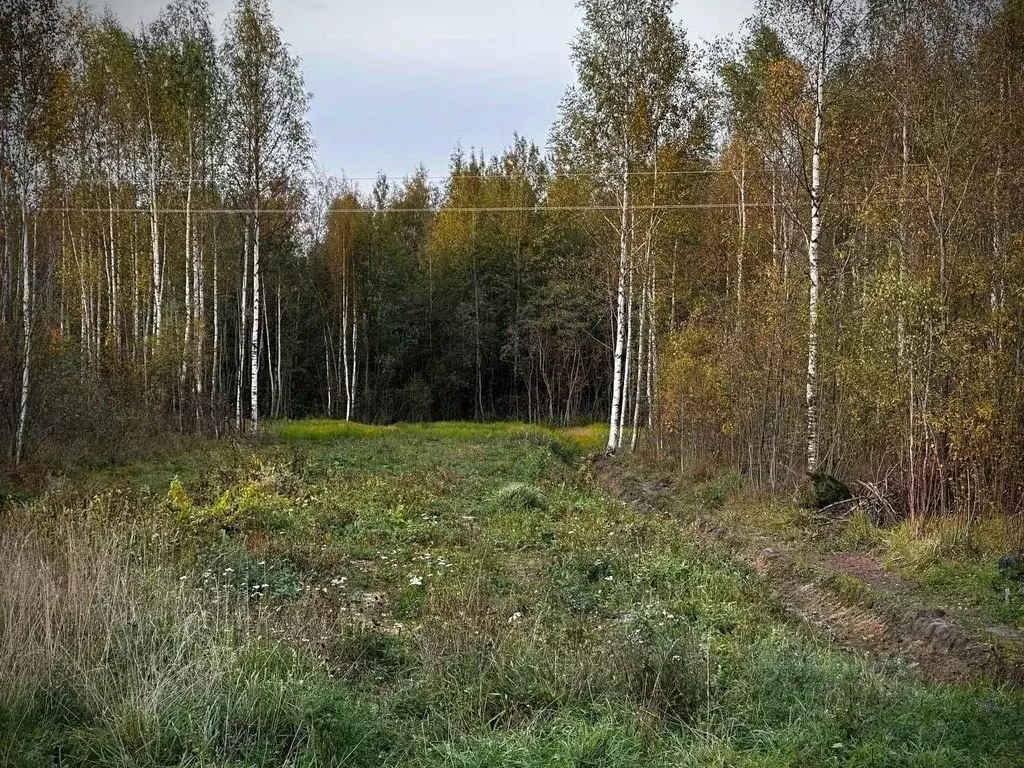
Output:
[{"left": 1, "top": 421, "right": 1022, "bottom": 766}]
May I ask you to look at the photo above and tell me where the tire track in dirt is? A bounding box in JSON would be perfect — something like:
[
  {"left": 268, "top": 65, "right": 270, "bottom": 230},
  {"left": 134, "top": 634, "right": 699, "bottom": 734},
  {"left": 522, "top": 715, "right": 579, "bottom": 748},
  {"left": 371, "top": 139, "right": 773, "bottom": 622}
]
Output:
[{"left": 596, "top": 459, "right": 1024, "bottom": 686}]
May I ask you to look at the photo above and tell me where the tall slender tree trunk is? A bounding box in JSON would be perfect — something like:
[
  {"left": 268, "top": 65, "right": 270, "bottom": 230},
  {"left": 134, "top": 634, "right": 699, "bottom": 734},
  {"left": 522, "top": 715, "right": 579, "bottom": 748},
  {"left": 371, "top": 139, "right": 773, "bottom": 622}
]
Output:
[
  {"left": 132, "top": 216, "right": 140, "bottom": 361},
  {"left": 619, "top": 253, "right": 635, "bottom": 441},
  {"left": 735, "top": 148, "right": 747, "bottom": 313},
  {"left": 196, "top": 231, "right": 206, "bottom": 416},
  {"left": 212, "top": 222, "right": 219, "bottom": 414},
  {"left": 107, "top": 185, "right": 120, "bottom": 355},
  {"left": 349, "top": 291, "right": 357, "bottom": 421},
  {"left": 182, "top": 149, "right": 194, "bottom": 400},
  {"left": 147, "top": 124, "right": 162, "bottom": 342},
  {"left": 647, "top": 271, "right": 658, "bottom": 447},
  {"left": 250, "top": 212, "right": 261, "bottom": 433},
  {"left": 630, "top": 254, "right": 649, "bottom": 452},
  {"left": 236, "top": 219, "right": 249, "bottom": 431},
  {"left": 275, "top": 274, "right": 282, "bottom": 418},
  {"left": 341, "top": 270, "right": 351, "bottom": 421},
  {"left": 471, "top": 214, "right": 483, "bottom": 420},
  {"left": 14, "top": 200, "right": 30, "bottom": 465},
  {"left": 0, "top": 192, "right": 8, "bottom": 327},
  {"left": 261, "top": 280, "right": 274, "bottom": 419},
  {"left": 897, "top": 114, "right": 909, "bottom": 363},
  {"left": 324, "top": 327, "right": 333, "bottom": 416},
  {"left": 607, "top": 169, "right": 631, "bottom": 453},
  {"left": 806, "top": 58, "right": 824, "bottom": 474}
]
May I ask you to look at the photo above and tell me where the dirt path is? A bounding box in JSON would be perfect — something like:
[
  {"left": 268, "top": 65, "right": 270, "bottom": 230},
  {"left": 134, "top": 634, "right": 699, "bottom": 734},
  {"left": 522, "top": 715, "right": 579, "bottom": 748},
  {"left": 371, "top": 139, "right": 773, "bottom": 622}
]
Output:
[{"left": 596, "top": 459, "right": 1024, "bottom": 686}]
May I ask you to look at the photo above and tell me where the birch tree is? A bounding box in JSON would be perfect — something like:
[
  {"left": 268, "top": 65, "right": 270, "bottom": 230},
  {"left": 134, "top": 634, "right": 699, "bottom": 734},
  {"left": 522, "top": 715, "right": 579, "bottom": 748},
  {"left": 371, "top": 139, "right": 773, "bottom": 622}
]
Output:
[
  {"left": 759, "top": 0, "right": 859, "bottom": 473},
  {"left": 1, "top": 0, "right": 68, "bottom": 464},
  {"left": 556, "top": 0, "right": 690, "bottom": 453},
  {"left": 154, "top": 0, "right": 218, "bottom": 420},
  {"left": 223, "top": 0, "right": 310, "bottom": 434}
]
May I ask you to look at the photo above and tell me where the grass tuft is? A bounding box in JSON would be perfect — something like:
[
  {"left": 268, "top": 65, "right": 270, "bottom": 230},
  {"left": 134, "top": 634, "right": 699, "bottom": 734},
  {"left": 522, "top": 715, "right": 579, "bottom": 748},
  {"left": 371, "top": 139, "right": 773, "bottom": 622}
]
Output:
[{"left": 493, "top": 481, "right": 548, "bottom": 513}]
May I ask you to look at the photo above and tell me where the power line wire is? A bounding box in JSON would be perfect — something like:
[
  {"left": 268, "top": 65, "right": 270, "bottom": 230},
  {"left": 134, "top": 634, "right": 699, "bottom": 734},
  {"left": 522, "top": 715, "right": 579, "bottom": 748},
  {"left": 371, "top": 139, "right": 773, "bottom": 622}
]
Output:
[
  {"left": 62, "top": 162, "right": 981, "bottom": 186},
  {"left": 39, "top": 199, "right": 922, "bottom": 215}
]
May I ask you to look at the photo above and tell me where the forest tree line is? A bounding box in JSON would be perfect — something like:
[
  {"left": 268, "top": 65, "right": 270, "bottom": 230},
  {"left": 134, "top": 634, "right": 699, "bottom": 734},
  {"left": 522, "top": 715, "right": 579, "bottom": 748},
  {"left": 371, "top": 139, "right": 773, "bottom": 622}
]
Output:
[{"left": 2, "top": 0, "right": 1024, "bottom": 522}]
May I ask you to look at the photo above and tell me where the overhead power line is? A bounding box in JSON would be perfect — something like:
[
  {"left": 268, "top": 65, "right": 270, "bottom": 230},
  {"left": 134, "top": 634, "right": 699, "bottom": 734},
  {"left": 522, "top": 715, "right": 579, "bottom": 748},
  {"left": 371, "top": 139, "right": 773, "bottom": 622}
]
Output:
[
  {"left": 64, "top": 162, "right": 970, "bottom": 186},
  {"left": 40, "top": 198, "right": 926, "bottom": 215},
  {"left": 40, "top": 202, "right": 870, "bottom": 215}
]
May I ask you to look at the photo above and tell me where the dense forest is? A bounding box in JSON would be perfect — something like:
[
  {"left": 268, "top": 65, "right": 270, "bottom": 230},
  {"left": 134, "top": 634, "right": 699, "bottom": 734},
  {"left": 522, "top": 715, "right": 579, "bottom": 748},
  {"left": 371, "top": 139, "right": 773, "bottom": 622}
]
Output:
[{"left": 2, "top": 0, "right": 1024, "bottom": 524}]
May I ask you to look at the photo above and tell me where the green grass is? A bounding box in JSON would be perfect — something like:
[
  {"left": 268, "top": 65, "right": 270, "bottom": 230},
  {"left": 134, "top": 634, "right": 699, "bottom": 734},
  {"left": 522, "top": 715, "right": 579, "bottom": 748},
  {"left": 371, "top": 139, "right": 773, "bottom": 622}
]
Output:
[{"left": 1, "top": 420, "right": 1022, "bottom": 766}]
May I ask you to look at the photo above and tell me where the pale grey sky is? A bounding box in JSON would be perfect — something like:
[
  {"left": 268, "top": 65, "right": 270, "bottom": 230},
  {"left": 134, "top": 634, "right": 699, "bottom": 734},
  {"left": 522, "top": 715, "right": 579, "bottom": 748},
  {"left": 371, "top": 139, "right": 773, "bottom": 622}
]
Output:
[{"left": 98, "top": 0, "right": 755, "bottom": 184}]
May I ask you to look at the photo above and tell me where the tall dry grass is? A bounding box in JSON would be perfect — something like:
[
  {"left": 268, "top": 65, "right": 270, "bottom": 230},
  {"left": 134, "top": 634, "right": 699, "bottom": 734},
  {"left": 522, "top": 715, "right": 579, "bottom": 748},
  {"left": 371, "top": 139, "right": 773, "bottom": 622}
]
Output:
[{"left": 0, "top": 514, "right": 320, "bottom": 764}]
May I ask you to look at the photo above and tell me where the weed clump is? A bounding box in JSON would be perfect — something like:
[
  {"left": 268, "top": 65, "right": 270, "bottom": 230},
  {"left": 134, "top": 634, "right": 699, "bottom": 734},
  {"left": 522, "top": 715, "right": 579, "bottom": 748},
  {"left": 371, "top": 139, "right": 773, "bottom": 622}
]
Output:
[
  {"left": 493, "top": 481, "right": 548, "bottom": 513},
  {"left": 692, "top": 469, "right": 743, "bottom": 509}
]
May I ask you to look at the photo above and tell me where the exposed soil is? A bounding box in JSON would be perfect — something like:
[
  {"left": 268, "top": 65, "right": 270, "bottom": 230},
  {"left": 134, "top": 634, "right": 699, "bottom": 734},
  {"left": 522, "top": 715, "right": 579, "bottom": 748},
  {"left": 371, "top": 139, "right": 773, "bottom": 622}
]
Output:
[
  {"left": 824, "top": 552, "right": 913, "bottom": 593},
  {"left": 595, "top": 458, "right": 1024, "bottom": 686}
]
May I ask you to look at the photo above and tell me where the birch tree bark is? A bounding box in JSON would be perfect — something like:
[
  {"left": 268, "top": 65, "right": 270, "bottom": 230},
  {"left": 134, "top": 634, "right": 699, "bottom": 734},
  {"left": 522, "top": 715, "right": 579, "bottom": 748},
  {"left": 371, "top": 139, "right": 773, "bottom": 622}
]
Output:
[
  {"left": 805, "top": 34, "right": 825, "bottom": 474},
  {"left": 15, "top": 199, "right": 31, "bottom": 464},
  {"left": 607, "top": 171, "right": 630, "bottom": 452},
  {"left": 224, "top": 0, "right": 310, "bottom": 433},
  {"left": 250, "top": 212, "right": 261, "bottom": 432}
]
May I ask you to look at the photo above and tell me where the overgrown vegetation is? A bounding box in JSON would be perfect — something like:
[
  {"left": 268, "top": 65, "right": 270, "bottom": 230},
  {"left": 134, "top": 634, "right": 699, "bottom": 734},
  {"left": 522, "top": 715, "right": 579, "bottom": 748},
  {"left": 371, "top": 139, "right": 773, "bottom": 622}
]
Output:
[
  {"left": 2, "top": 423, "right": 1022, "bottom": 766},
  {"left": 673, "top": 464, "right": 1024, "bottom": 635}
]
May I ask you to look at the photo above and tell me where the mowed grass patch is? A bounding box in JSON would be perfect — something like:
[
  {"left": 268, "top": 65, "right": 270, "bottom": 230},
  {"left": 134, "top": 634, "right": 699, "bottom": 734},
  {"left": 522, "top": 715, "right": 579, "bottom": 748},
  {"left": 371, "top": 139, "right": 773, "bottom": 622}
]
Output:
[{"left": 2, "top": 420, "right": 1022, "bottom": 766}]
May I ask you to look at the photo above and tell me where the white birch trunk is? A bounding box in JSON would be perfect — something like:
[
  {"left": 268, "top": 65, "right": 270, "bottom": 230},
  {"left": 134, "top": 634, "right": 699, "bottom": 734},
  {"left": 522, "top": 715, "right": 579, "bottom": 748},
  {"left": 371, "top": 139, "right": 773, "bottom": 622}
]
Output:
[
  {"left": 147, "top": 129, "right": 162, "bottom": 341},
  {"left": 735, "top": 149, "right": 747, "bottom": 310},
  {"left": 182, "top": 156, "right": 193, "bottom": 392},
  {"left": 132, "top": 216, "right": 140, "bottom": 360},
  {"left": 647, "top": 272, "right": 657, "bottom": 438},
  {"left": 250, "top": 213, "right": 261, "bottom": 433},
  {"left": 606, "top": 169, "right": 630, "bottom": 453},
  {"left": 107, "top": 184, "right": 120, "bottom": 354},
  {"left": 806, "top": 57, "right": 824, "bottom": 474},
  {"left": 630, "top": 255, "right": 649, "bottom": 453},
  {"left": 212, "top": 225, "right": 219, "bottom": 410},
  {"left": 275, "top": 276, "right": 282, "bottom": 418},
  {"left": 341, "top": 272, "right": 351, "bottom": 421},
  {"left": 196, "top": 231, "right": 205, "bottom": 409},
  {"left": 349, "top": 294, "right": 358, "bottom": 421},
  {"left": 236, "top": 220, "right": 249, "bottom": 431},
  {"left": 619, "top": 255, "right": 635, "bottom": 441},
  {"left": 15, "top": 200, "right": 31, "bottom": 464}
]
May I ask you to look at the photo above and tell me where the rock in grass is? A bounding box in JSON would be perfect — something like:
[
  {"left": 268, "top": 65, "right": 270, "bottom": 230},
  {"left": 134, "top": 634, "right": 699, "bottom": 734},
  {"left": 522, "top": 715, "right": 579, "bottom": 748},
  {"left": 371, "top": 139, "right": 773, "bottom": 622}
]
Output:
[
  {"left": 809, "top": 471, "right": 852, "bottom": 509},
  {"left": 493, "top": 481, "right": 547, "bottom": 513}
]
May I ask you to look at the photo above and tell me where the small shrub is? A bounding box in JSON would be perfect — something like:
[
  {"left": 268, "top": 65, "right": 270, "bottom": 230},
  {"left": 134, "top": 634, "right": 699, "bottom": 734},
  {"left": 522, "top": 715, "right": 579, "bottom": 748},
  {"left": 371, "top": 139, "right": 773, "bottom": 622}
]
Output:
[
  {"left": 179, "top": 481, "right": 309, "bottom": 536},
  {"left": 692, "top": 470, "right": 744, "bottom": 510},
  {"left": 841, "top": 507, "right": 880, "bottom": 550},
  {"left": 809, "top": 471, "right": 852, "bottom": 509},
  {"left": 166, "top": 476, "right": 192, "bottom": 515}
]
